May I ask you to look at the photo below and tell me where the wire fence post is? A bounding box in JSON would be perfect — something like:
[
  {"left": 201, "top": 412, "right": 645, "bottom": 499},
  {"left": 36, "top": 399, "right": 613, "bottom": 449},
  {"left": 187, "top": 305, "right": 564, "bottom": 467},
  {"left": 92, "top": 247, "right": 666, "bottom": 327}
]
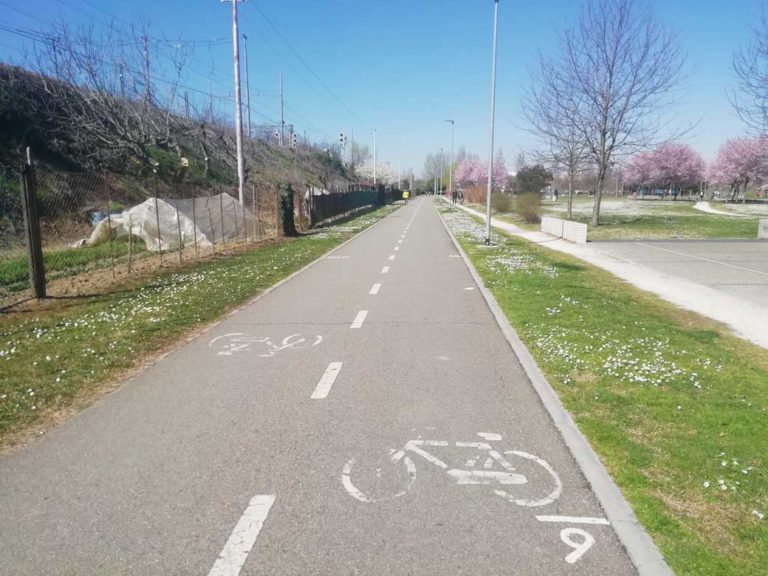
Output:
[
  {"left": 275, "top": 184, "right": 280, "bottom": 238},
  {"left": 19, "top": 149, "right": 46, "bottom": 299},
  {"left": 192, "top": 194, "right": 199, "bottom": 261},
  {"left": 153, "top": 175, "right": 163, "bottom": 267},
  {"left": 127, "top": 213, "right": 133, "bottom": 272},
  {"left": 251, "top": 184, "right": 257, "bottom": 241},
  {"left": 219, "top": 191, "right": 226, "bottom": 250},
  {"left": 105, "top": 175, "right": 116, "bottom": 279},
  {"left": 207, "top": 199, "right": 215, "bottom": 256},
  {"left": 174, "top": 185, "right": 183, "bottom": 264}
]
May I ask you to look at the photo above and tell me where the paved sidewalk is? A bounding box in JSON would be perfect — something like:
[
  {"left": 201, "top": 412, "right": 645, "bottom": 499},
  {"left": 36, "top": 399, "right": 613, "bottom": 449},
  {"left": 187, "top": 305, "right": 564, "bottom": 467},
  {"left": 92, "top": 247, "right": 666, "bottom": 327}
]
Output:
[
  {"left": 458, "top": 203, "right": 768, "bottom": 349},
  {"left": 0, "top": 198, "right": 653, "bottom": 575}
]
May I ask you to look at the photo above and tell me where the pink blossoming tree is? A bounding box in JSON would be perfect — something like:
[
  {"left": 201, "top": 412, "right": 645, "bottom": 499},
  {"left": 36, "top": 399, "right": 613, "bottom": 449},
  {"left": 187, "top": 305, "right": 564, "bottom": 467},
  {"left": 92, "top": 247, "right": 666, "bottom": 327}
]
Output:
[{"left": 708, "top": 137, "right": 768, "bottom": 201}]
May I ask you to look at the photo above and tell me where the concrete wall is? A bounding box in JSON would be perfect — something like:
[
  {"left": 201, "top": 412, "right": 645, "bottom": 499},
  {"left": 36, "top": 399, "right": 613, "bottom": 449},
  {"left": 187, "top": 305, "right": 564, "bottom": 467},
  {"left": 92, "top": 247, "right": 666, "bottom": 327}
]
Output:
[
  {"left": 540, "top": 216, "right": 588, "bottom": 244},
  {"left": 759, "top": 218, "right": 768, "bottom": 239}
]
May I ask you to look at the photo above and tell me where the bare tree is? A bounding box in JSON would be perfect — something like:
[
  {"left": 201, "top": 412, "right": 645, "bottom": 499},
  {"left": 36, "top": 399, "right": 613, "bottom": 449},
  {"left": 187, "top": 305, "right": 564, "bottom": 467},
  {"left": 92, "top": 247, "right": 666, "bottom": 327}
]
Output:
[
  {"left": 28, "top": 20, "right": 191, "bottom": 169},
  {"left": 523, "top": 57, "right": 591, "bottom": 219},
  {"left": 348, "top": 142, "right": 371, "bottom": 175},
  {"left": 544, "top": 0, "right": 684, "bottom": 226},
  {"left": 733, "top": 5, "right": 768, "bottom": 133}
]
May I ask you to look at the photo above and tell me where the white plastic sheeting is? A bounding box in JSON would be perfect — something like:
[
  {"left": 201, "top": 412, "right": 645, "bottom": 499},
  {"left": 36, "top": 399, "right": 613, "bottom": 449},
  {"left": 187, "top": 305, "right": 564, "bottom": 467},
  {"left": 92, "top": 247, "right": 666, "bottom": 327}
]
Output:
[{"left": 86, "top": 193, "right": 255, "bottom": 251}]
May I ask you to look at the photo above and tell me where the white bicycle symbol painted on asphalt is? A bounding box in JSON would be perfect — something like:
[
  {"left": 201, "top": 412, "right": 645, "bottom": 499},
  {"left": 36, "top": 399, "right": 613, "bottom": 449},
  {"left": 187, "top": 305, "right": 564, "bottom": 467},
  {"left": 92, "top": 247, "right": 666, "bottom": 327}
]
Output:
[
  {"left": 209, "top": 333, "right": 323, "bottom": 357},
  {"left": 342, "top": 432, "right": 562, "bottom": 507}
]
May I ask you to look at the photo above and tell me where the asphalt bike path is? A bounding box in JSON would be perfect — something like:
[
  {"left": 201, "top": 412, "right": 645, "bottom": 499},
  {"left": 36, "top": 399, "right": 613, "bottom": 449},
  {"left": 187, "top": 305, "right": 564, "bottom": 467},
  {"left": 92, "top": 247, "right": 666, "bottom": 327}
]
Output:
[{"left": 0, "top": 197, "right": 638, "bottom": 575}]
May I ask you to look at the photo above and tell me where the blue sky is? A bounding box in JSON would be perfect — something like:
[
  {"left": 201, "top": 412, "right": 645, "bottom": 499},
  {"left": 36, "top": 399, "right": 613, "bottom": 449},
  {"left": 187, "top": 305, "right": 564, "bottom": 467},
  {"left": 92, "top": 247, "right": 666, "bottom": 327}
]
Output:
[{"left": 0, "top": 0, "right": 763, "bottom": 176}]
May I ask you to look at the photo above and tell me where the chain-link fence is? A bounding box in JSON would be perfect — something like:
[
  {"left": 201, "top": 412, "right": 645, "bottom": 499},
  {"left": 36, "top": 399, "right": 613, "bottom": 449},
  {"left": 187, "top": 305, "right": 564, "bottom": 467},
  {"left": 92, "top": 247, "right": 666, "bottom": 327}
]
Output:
[
  {"left": 0, "top": 165, "right": 29, "bottom": 306},
  {"left": 1, "top": 167, "right": 279, "bottom": 308}
]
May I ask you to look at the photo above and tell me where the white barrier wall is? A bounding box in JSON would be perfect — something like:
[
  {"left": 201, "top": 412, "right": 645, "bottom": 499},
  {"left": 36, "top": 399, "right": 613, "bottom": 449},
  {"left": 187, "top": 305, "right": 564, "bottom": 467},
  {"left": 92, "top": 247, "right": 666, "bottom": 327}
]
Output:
[
  {"left": 540, "top": 216, "right": 588, "bottom": 244},
  {"left": 562, "top": 220, "right": 588, "bottom": 244},
  {"left": 759, "top": 219, "right": 768, "bottom": 239},
  {"left": 541, "top": 216, "right": 564, "bottom": 237}
]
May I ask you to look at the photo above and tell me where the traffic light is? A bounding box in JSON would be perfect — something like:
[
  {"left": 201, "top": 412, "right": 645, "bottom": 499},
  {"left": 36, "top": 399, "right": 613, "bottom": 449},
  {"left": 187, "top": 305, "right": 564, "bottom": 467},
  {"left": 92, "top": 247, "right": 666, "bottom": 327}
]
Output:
[{"left": 291, "top": 133, "right": 298, "bottom": 149}]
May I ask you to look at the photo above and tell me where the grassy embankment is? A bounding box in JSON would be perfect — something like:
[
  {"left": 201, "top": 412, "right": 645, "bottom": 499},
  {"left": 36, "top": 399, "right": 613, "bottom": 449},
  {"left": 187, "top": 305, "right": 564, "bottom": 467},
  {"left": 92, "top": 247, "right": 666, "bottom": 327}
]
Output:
[
  {"left": 489, "top": 196, "right": 764, "bottom": 239},
  {"left": 0, "top": 205, "right": 396, "bottom": 447},
  {"left": 441, "top": 207, "right": 767, "bottom": 576}
]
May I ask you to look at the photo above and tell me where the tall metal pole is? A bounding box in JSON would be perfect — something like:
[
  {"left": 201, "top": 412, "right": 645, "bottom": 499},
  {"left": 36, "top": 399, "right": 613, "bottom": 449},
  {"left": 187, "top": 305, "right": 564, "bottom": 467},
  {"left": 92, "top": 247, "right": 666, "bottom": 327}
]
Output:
[
  {"left": 484, "top": 0, "right": 500, "bottom": 245},
  {"left": 446, "top": 119, "right": 455, "bottom": 195},
  {"left": 438, "top": 148, "right": 444, "bottom": 195},
  {"left": 243, "top": 33, "right": 252, "bottom": 139},
  {"left": 373, "top": 129, "right": 377, "bottom": 186},
  {"left": 279, "top": 70, "right": 285, "bottom": 147},
  {"left": 224, "top": 0, "right": 246, "bottom": 204}
]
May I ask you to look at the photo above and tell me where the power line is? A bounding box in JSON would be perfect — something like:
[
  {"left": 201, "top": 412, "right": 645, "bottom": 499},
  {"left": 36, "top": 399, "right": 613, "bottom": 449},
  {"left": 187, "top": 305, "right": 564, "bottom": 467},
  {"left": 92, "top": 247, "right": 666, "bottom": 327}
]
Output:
[{"left": 246, "top": 3, "right": 362, "bottom": 123}]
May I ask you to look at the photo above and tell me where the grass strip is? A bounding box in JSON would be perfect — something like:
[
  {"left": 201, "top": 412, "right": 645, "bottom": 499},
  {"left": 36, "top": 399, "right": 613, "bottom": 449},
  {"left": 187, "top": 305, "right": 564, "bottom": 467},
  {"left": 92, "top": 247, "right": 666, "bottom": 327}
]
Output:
[
  {"left": 485, "top": 197, "right": 762, "bottom": 240},
  {"left": 0, "top": 205, "right": 396, "bottom": 446},
  {"left": 441, "top": 207, "right": 767, "bottom": 576}
]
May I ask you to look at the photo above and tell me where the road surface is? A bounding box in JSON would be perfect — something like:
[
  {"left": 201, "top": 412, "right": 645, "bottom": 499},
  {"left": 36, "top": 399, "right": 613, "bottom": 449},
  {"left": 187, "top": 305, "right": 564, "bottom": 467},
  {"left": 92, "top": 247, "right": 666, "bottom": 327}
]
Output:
[{"left": 0, "top": 198, "right": 641, "bottom": 575}]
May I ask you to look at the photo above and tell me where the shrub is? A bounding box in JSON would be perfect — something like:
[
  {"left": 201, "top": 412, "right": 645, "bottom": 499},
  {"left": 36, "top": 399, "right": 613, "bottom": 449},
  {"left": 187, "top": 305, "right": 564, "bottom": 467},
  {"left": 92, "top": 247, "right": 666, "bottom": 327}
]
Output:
[
  {"left": 491, "top": 191, "right": 514, "bottom": 213},
  {"left": 514, "top": 193, "right": 541, "bottom": 224}
]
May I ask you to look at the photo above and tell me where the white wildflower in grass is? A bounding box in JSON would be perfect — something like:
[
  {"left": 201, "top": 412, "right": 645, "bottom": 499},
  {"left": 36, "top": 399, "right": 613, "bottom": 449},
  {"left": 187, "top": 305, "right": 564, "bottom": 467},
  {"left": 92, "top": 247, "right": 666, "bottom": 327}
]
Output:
[
  {"left": 703, "top": 481, "right": 710, "bottom": 488},
  {"left": 753, "top": 510, "right": 765, "bottom": 521}
]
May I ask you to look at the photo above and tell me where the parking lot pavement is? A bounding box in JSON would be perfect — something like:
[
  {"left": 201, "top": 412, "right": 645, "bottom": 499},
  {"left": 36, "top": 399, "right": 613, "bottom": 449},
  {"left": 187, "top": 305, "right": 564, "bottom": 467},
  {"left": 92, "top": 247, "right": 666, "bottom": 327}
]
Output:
[
  {"left": 591, "top": 240, "right": 768, "bottom": 307},
  {"left": 457, "top": 203, "right": 768, "bottom": 348}
]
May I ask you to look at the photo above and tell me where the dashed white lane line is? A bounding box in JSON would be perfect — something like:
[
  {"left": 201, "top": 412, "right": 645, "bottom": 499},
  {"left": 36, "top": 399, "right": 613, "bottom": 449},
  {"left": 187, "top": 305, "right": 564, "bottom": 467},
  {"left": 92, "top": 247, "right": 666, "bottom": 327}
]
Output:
[
  {"left": 311, "top": 362, "right": 343, "bottom": 399},
  {"left": 208, "top": 495, "right": 276, "bottom": 576},
  {"left": 394, "top": 246, "right": 400, "bottom": 251},
  {"left": 369, "top": 283, "right": 382, "bottom": 295},
  {"left": 381, "top": 266, "right": 390, "bottom": 274},
  {"left": 351, "top": 310, "right": 368, "bottom": 329},
  {"left": 398, "top": 239, "right": 403, "bottom": 243},
  {"left": 535, "top": 515, "right": 610, "bottom": 525},
  {"left": 388, "top": 255, "right": 396, "bottom": 261}
]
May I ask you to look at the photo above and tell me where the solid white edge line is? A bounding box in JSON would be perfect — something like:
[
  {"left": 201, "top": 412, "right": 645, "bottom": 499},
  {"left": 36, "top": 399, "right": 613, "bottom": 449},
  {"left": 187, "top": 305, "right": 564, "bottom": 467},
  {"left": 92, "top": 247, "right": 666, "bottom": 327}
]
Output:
[
  {"left": 436, "top": 199, "right": 674, "bottom": 576},
  {"left": 351, "top": 310, "right": 368, "bottom": 329},
  {"left": 536, "top": 515, "right": 611, "bottom": 525},
  {"left": 208, "top": 494, "right": 276, "bottom": 576},
  {"left": 311, "top": 362, "right": 343, "bottom": 399},
  {"left": 369, "top": 283, "right": 381, "bottom": 295}
]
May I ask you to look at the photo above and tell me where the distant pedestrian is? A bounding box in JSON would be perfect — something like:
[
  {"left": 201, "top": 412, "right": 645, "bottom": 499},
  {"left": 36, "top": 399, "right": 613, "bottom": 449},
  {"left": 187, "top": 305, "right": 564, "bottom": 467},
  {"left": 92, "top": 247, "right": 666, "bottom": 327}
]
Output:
[
  {"left": 452, "top": 190, "right": 457, "bottom": 204},
  {"left": 553, "top": 188, "right": 559, "bottom": 201}
]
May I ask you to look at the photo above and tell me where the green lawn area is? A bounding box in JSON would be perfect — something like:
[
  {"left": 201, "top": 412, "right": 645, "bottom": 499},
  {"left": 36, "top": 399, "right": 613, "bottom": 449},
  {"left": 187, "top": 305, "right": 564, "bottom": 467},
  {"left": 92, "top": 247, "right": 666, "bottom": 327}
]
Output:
[
  {"left": 441, "top": 207, "right": 767, "bottom": 576},
  {"left": 0, "top": 205, "right": 396, "bottom": 446},
  {"left": 490, "top": 196, "right": 762, "bottom": 239},
  {"left": 0, "top": 236, "right": 149, "bottom": 291}
]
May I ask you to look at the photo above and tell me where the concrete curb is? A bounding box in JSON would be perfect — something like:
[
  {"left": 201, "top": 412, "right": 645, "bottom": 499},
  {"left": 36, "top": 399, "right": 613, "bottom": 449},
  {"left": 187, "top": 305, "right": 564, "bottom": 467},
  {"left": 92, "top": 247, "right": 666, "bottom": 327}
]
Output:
[{"left": 436, "top": 201, "right": 674, "bottom": 576}]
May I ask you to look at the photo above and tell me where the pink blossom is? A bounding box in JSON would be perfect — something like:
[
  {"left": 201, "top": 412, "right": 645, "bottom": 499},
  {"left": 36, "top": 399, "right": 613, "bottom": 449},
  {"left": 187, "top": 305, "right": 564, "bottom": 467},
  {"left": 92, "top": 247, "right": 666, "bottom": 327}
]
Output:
[{"left": 708, "top": 137, "right": 768, "bottom": 188}]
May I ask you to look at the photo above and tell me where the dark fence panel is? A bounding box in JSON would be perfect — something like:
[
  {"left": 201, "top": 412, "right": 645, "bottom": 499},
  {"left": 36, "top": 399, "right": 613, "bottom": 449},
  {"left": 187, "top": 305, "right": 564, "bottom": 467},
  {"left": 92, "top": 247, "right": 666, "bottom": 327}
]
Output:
[{"left": 309, "top": 189, "right": 379, "bottom": 224}]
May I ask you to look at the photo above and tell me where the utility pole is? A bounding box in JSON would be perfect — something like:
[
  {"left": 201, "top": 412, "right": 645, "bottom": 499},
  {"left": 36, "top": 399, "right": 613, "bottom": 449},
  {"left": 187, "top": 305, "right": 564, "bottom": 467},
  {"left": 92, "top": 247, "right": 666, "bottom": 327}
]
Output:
[
  {"left": 243, "top": 33, "right": 252, "bottom": 139},
  {"left": 446, "top": 119, "right": 455, "bottom": 196},
  {"left": 184, "top": 91, "right": 190, "bottom": 119},
  {"left": 142, "top": 33, "right": 151, "bottom": 105},
  {"left": 222, "top": 0, "right": 247, "bottom": 203},
  {"left": 485, "top": 0, "right": 500, "bottom": 245},
  {"left": 279, "top": 71, "right": 285, "bottom": 147}
]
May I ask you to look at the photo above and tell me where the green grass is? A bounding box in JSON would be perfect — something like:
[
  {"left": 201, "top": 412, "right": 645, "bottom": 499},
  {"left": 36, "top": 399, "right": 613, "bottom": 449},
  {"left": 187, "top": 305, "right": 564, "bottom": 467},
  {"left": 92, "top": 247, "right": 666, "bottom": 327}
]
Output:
[
  {"left": 0, "top": 236, "right": 149, "bottom": 291},
  {"left": 441, "top": 207, "right": 767, "bottom": 576},
  {"left": 491, "top": 197, "right": 762, "bottom": 239},
  {"left": 0, "top": 205, "right": 395, "bottom": 444}
]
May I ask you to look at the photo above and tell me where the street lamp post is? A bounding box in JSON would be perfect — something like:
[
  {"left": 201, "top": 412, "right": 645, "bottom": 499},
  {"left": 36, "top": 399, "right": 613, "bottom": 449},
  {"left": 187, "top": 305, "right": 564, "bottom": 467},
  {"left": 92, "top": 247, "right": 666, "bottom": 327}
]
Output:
[
  {"left": 445, "top": 120, "right": 455, "bottom": 197},
  {"left": 372, "top": 129, "right": 377, "bottom": 186},
  {"left": 438, "top": 148, "right": 444, "bottom": 196},
  {"left": 485, "top": 0, "right": 500, "bottom": 245}
]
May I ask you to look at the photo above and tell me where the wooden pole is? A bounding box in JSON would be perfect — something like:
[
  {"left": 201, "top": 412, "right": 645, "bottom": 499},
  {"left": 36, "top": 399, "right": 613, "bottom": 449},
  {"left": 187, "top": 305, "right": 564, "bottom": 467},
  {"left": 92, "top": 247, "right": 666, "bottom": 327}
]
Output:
[{"left": 19, "top": 149, "right": 46, "bottom": 298}]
